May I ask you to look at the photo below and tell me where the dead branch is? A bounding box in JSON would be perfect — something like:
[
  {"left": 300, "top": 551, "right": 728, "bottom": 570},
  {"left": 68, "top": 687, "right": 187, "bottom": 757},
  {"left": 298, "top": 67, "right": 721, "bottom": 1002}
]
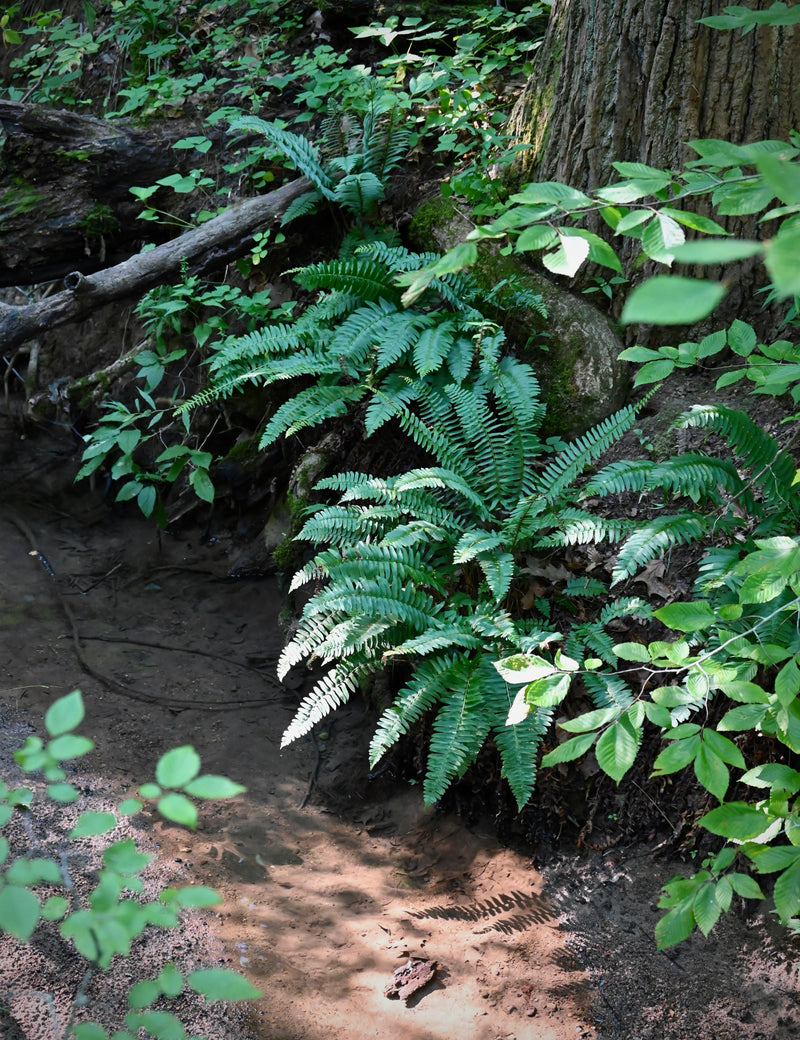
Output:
[{"left": 0, "top": 176, "right": 311, "bottom": 351}]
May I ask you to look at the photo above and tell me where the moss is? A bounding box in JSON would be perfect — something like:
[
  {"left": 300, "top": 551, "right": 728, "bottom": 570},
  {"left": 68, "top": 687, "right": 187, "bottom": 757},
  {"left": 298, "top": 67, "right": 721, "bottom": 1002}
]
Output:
[{"left": 408, "top": 196, "right": 459, "bottom": 253}]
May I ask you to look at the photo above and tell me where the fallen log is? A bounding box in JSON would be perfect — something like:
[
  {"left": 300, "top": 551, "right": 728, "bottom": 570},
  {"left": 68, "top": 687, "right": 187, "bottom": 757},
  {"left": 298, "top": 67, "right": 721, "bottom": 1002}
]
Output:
[
  {"left": 0, "top": 99, "right": 208, "bottom": 283},
  {"left": 0, "top": 176, "right": 312, "bottom": 351}
]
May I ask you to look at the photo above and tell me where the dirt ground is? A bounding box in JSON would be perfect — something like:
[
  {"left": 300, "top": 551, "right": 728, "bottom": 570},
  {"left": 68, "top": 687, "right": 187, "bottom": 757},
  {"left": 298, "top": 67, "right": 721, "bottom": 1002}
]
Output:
[{"left": 1, "top": 406, "right": 800, "bottom": 1040}]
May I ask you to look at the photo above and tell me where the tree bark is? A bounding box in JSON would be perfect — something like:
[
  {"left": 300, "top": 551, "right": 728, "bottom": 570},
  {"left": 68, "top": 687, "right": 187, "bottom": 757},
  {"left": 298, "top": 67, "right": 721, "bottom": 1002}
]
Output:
[
  {"left": 0, "top": 176, "right": 311, "bottom": 351},
  {"left": 507, "top": 0, "right": 800, "bottom": 333},
  {"left": 0, "top": 100, "right": 212, "bottom": 284}
]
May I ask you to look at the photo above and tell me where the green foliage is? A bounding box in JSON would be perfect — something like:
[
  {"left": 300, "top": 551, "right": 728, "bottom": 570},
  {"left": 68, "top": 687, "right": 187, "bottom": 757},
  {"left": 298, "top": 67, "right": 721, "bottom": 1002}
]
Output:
[{"left": 1, "top": 691, "right": 254, "bottom": 1037}]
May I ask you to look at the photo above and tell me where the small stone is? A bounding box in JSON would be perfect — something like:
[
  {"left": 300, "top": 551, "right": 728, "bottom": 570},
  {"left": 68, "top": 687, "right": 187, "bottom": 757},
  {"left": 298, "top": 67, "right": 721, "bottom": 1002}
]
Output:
[{"left": 527, "top": 1006, "right": 538, "bottom": 1017}]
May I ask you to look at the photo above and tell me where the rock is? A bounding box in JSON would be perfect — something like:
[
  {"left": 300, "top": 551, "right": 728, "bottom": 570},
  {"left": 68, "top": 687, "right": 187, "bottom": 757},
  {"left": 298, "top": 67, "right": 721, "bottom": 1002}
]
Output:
[
  {"left": 409, "top": 200, "right": 629, "bottom": 437},
  {"left": 384, "top": 957, "right": 438, "bottom": 1002}
]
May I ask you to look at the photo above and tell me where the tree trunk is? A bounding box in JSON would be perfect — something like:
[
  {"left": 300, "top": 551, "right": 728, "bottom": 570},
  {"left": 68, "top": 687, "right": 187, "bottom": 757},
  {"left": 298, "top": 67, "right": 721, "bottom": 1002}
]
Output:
[{"left": 507, "top": 0, "right": 800, "bottom": 334}]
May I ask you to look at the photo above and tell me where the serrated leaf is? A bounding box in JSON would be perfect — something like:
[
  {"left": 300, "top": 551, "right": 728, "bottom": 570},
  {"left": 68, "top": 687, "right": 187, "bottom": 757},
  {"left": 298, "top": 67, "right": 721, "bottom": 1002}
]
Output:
[
  {"left": 692, "top": 881, "right": 723, "bottom": 935},
  {"left": 505, "top": 687, "right": 530, "bottom": 726},
  {"left": 740, "top": 763, "right": 800, "bottom": 792},
  {"left": 655, "top": 901, "right": 695, "bottom": 949},
  {"left": 700, "top": 802, "right": 772, "bottom": 840},
  {"left": 730, "top": 872, "right": 765, "bottom": 900},
  {"left": 694, "top": 743, "right": 729, "bottom": 802},
  {"left": 156, "top": 746, "right": 201, "bottom": 789},
  {"left": 494, "top": 654, "right": 557, "bottom": 685},
  {"left": 671, "top": 239, "right": 762, "bottom": 264},
  {"left": 654, "top": 600, "right": 717, "bottom": 632},
  {"left": 613, "top": 641, "right": 650, "bottom": 662},
  {"left": 621, "top": 276, "right": 727, "bottom": 325},
  {"left": 542, "top": 232, "right": 590, "bottom": 277},
  {"left": 652, "top": 733, "right": 700, "bottom": 775},
  {"left": 773, "top": 859, "right": 800, "bottom": 923},
  {"left": 702, "top": 729, "right": 746, "bottom": 769},
  {"left": 187, "top": 968, "right": 262, "bottom": 1001},
  {"left": 45, "top": 690, "right": 85, "bottom": 736},
  {"left": 540, "top": 730, "right": 597, "bottom": 767},
  {"left": 595, "top": 716, "right": 641, "bottom": 784},
  {"left": 557, "top": 707, "right": 619, "bottom": 733}
]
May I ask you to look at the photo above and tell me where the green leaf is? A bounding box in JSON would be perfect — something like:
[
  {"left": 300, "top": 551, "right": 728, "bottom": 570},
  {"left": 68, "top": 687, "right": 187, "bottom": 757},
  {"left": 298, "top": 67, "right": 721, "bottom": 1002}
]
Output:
[
  {"left": 757, "top": 154, "right": 800, "bottom": 206},
  {"left": 187, "top": 968, "right": 262, "bottom": 1001},
  {"left": 125, "top": 1011, "right": 186, "bottom": 1040},
  {"left": 119, "top": 798, "right": 143, "bottom": 815},
  {"left": 182, "top": 776, "right": 246, "bottom": 799},
  {"left": 700, "top": 802, "right": 772, "bottom": 840},
  {"left": 47, "top": 734, "right": 94, "bottom": 761},
  {"left": 137, "top": 484, "right": 157, "bottom": 518},
  {"left": 595, "top": 716, "right": 641, "bottom": 784},
  {"left": 540, "top": 731, "right": 597, "bottom": 766},
  {"left": 47, "top": 782, "right": 80, "bottom": 802},
  {"left": 157, "top": 793, "right": 198, "bottom": 829},
  {"left": 694, "top": 743, "right": 729, "bottom": 802},
  {"left": 172, "top": 886, "right": 222, "bottom": 908},
  {"left": 773, "top": 859, "right": 800, "bottom": 923},
  {"left": 70, "top": 811, "right": 117, "bottom": 838},
  {"left": 702, "top": 730, "right": 746, "bottom": 769},
  {"left": 155, "top": 746, "right": 201, "bottom": 789},
  {"left": 515, "top": 224, "right": 558, "bottom": 252},
  {"left": 6, "top": 857, "right": 61, "bottom": 885},
  {"left": 655, "top": 901, "right": 695, "bottom": 949},
  {"left": 557, "top": 707, "right": 619, "bottom": 733},
  {"left": 718, "top": 703, "right": 769, "bottom": 730},
  {"left": 42, "top": 895, "right": 69, "bottom": 920},
  {"left": 729, "top": 873, "right": 765, "bottom": 900},
  {"left": 652, "top": 734, "right": 700, "bottom": 775},
  {"left": 671, "top": 239, "right": 762, "bottom": 264},
  {"left": 765, "top": 224, "right": 800, "bottom": 297},
  {"left": 660, "top": 207, "right": 729, "bottom": 235},
  {"left": 189, "top": 468, "right": 215, "bottom": 504},
  {"left": 158, "top": 963, "right": 185, "bottom": 998},
  {"left": 633, "top": 358, "right": 676, "bottom": 384},
  {"left": 0, "top": 884, "right": 40, "bottom": 940},
  {"left": 542, "top": 232, "right": 590, "bottom": 277},
  {"left": 621, "top": 276, "right": 727, "bottom": 325},
  {"left": 138, "top": 783, "right": 162, "bottom": 799},
  {"left": 692, "top": 881, "right": 723, "bottom": 936},
  {"left": 45, "top": 690, "right": 85, "bottom": 736},
  {"left": 73, "top": 1024, "right": 109, "bottom": 1040},
  {"left": 654, "top": 599, "right": 717, "bottom": 632},
  {"left": 740, "top": 763, "right": 800, "bottom": 792},
  {"left": 128, "top": 979, "right": 162, "bottom": 1010},
  {"left": 612, "top": 641, "right": 650, "bottom": 662},
  {"left": 104, "top": 839, "right": 152, "bottom": 875}
]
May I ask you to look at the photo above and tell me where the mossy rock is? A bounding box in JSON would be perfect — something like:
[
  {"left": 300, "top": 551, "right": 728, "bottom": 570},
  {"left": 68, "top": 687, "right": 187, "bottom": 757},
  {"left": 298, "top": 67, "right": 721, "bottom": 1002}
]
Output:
[{"left": 409, "top": 200, "right": 629, "bottom": 437}]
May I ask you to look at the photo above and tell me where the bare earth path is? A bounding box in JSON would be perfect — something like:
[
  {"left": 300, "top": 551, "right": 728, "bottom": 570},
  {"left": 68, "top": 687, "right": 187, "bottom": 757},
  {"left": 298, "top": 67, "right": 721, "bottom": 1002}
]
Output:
[{"left": 2, "top": 412, "right": 800, "bottom": 1040}]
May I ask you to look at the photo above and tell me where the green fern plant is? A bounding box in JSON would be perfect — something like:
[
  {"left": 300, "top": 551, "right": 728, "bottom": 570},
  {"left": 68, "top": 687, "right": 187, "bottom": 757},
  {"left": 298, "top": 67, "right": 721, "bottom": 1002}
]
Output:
[
  {"left": 542, "top": 402, "right": 800, "bottom": 584},
  {"left": 276, "top": 350, "right": 644, "bottom": 809},
  {"left": 180, "top": 243, "right": 542, "bottom": 451},
  {"left": 229, "top": 91, "right": 410, "bottom": 225}
]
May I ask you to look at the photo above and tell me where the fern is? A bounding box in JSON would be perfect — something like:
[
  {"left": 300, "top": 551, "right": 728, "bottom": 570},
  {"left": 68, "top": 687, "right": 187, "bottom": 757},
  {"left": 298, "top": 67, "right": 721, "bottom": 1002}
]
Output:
[
  {"left": 676, "top": 403, "right": 798, "bottom": 515},
  {"left": 260, "top": 383, "right": 365, "bottom": 446},
  {"left": 292, "top": 256, "right": 400, "bottom": 302},
  {"left": 230, "top": 116, "right": 336, "bottom": 199},
  {"left": 612, "top": 512, "right": 708, "bottom": 585}
]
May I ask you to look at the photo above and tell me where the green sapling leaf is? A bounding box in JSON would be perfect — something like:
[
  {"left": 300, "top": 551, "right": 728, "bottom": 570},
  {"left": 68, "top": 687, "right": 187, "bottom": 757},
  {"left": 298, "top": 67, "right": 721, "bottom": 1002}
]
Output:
[
  {"left": 0, "top": 884, "right": 41, "bottom": 940},
  {"left": 182, "top": 776, "right": 246, "bottom": 799},
  {"left": 187, "top": 968, "right": 262, "bottom": 1001},
  {"left": 70, "top": 811, "right": 117, "bottom": 838},
  {"left": 45, "top": 689, "right": 85, "bottom": 736},
  {"left": 156, "top": 746, "right": 201, "bottom": 788},
  {"left": 157, "top": 793, "right": 198, "bottom": 829}
]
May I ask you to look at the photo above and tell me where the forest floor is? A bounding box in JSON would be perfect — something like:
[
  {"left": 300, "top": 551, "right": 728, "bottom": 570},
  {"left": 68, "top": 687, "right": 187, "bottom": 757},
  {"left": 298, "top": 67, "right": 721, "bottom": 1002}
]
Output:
[{"left": 2, "top": 395, "right": 800, "bottom": 1040}]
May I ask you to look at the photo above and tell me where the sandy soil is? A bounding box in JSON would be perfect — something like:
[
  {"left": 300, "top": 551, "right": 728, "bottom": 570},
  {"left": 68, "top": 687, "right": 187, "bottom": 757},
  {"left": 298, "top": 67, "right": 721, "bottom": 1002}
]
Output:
[{"left": 1, "top": 410, "right": 799, "bottom": 1040}]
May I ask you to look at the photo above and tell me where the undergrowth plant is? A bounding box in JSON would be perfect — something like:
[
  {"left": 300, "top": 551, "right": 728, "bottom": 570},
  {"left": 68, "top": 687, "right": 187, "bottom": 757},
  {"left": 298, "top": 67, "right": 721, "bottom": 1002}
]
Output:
[{"left": 1, "top": 690, "right": 258, "bottom": 1039}]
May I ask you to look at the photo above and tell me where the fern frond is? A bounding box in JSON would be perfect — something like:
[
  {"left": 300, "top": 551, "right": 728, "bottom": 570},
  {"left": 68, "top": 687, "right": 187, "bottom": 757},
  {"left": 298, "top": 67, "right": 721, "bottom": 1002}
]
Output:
[
  {"left": 230, "top": 116, "right": 336, "bottom": 198},
  {"left": 494, "top": 702, "right": 554, "bottom": 810},
  {"left": 382, "top": 623, "right": 484, "bottom": 660},
  {"left": 259, "top": 383, "right": 365, "bottom": 447},
  {"left": 612, "top": 512, "right": 707, "bottom": 585},
  {"left": 360, "top": 105, "right": 410, "bottom": 178},
  {"left": 281, "top": 190, "right": 322, "bottom": 226},
  {"left": 424, "top": 656, "right": 493, "bottom": 805},
  {"left": 295, "top": 505, "right": 401, "bottom": 550},
  {"left": 369, "top": 654, "right": 461, "bottom": 766},
  {"left": 581, "top": 459, "right": 657, "bottom": 498},
  {"left": 329, "top": 299, "right": 408, "bottom": 375},
  {"left": 281, "top": 661, "right": 370, "bottom": 746},
  {"left": 676, "top": 404, "right": 797, "bottom": 514},
  {"left": 412, "top": 320, "right": 457, "bottom": 377},
  {"left": 583, "top": 671, "right": 635, "bottom": 710},
  {"left": 334, "top": 171, "right": 386, "bottom": 215},
  {"left": 373, "top": 311, "right": 431, "bottom": 370},
  {"left": 535, "top": 508, "right": 630, "bottom": 547},
  {"left": 293, "top": 257, "right": 399, "bottom": 302},
  {"left": 365, "top": 374, "right": 423, "bottom": 434}
]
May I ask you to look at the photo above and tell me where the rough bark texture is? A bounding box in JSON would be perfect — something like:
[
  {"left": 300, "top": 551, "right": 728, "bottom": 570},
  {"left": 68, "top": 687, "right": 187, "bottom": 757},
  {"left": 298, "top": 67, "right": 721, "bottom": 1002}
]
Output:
[
  {"left": 507, "top": 0, "right": 800, "bottom": 335},
  {"left": 0, "top": 100, "right": 211, "bottom": 284}
]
